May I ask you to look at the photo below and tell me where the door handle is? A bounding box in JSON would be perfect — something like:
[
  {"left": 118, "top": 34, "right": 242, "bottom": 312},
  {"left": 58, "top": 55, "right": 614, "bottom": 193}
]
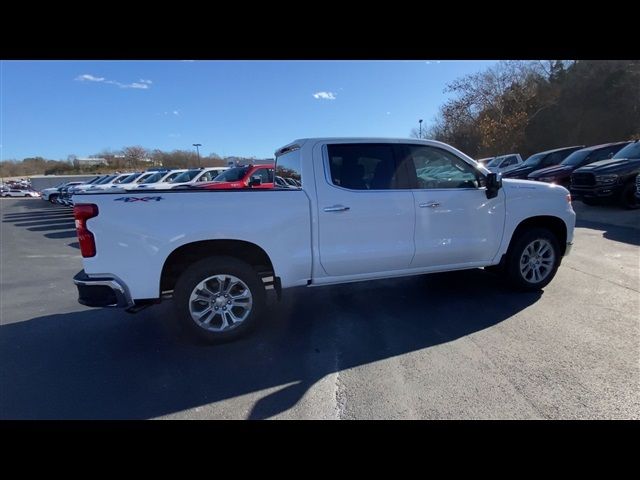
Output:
[
  {"left": 419, "top": 202, "right": 440, "bottom": 208},
  {"left": 323, "top": 205, "right": 350, "bottom": 212}
]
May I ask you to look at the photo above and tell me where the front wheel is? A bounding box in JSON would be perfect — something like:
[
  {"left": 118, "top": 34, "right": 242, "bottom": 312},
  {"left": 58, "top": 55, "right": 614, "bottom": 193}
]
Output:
[
  {"left": 505, "top": 228, "right": 561, "bottom": 291},
  {"left": 173, "top": 256, "right": 266, "bottom": 344},
  {"left": 620, "top": 182, "right": 639, "bottom": 210}
]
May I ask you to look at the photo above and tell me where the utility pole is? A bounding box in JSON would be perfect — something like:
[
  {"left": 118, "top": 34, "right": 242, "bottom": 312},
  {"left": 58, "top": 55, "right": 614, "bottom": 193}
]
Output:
[
  {"left": 193, "top": 143, "right": 202, "bottom": 167},
  {"left": 419, "top": 119, "right": 423, "bottom": 139}
]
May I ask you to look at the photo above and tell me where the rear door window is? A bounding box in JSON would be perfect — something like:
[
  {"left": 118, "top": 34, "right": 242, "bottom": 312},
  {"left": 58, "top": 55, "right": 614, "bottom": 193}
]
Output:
[{"left": 327, "top": 144, "right": 399, "bottom": 190}]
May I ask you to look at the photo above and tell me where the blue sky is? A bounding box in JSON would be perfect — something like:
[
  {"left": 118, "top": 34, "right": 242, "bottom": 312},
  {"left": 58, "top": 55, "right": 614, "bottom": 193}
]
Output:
[{"left": 1, "top": 60, "right": 497, "bottom": 161}]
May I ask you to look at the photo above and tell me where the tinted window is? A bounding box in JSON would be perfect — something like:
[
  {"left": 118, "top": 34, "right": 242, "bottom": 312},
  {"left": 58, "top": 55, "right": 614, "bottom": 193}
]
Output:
[
  {"left": 327, "top": 144, "right": 398, "bottom": 190},
  {"left": 523, "top": 152, "right": 545, "bottom": 167},
  {"left": 276, "top": 149, "right": 302, "bottom": 188},
  {"left": 253, "top": 167, "right": 274, "bottom": 183},
  {"left": 542, "top": 152, "right": 565, "bottom": 167},
  {"left": 561, "top": 150, "right": 590, "bottom": 167},
  {"left": 502, "top": 156, "right": 518, "bottom": 167},
  {"left": 197, "top": 171, "right": 216, "bottom": 182},
  {"left": 591, "top": 145, "right": 625, "bottom": 162},
  {"left": 141, "top": 172, "right": 163, "bottom": 184},
  {"left": 214, "top": 167, "right": 250, "bottom": 182},
  {"left": 613, "top": 142, "right": 640, "bottom": 160},
  {"left": 406, "top": 145, "right": 480, "bottom": 189},
  {"left": 171, "top": 170, "right": 201, "bottom": 183},
  {"left": 135, "top": 173, "right": 154, "bottom": 183},
  {"left": 96, "top": 175, "right": 116, "bottom": 184},
  {"left": 163, "top": 171, "right": 185, "bottom": 182}
]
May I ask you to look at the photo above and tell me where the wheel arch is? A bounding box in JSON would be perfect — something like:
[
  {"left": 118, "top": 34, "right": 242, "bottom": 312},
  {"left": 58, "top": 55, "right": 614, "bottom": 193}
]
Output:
[
  {"left": 160, "top": 239, "right": 275, "bottom": 294},
  {"left": 508, "top": 215, "right": 568, "bottom": 256}
]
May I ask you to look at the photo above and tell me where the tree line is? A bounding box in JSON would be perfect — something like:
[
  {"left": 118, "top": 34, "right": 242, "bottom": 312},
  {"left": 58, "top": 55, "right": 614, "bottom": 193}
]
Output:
[
  {"left": 412, "top": 60, "right": 640, "bottom": 158},
  {"left": 0, "top": 146, "right": 264, "bottom": 178}
]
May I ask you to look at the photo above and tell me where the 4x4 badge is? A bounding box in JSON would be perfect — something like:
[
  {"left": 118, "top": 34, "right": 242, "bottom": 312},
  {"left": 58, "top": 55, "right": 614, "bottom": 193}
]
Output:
[{"left": 114, "top": 196, "right": 163, "bottom": 202}]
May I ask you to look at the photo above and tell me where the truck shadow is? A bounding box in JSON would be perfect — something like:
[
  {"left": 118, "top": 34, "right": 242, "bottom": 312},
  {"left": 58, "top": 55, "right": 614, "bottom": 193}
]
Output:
[
  {"left": 2, "top": 202, "right": 77, "bottom": 242},
  {"left": 0, "top": 269, "right": 542, "bottom": 420},
  {"left": 575, "top": 218, "right": 640, "bottom": 246}
]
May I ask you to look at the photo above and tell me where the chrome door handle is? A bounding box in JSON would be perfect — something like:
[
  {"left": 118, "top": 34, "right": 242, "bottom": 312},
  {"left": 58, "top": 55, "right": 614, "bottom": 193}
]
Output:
[
  {"left": 323, "top": 205, "right": 350, "bottom": 212},
  {"left": 419, "top": 202, "right": 440, "bottom": 208}
]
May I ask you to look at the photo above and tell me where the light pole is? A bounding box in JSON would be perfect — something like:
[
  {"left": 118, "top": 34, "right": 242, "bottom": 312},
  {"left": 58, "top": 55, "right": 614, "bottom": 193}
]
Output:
[
  {"left": 419, "top": 119, "right": 423, "bottom": 139},
  {"left": 193, "top": 143, "right": 202, "bottom": 167}
]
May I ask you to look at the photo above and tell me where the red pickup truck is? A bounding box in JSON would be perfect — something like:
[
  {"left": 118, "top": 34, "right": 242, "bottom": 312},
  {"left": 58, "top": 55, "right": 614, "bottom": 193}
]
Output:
[{"left": 197, "top": 164, "right": 275, "bottom": 189}]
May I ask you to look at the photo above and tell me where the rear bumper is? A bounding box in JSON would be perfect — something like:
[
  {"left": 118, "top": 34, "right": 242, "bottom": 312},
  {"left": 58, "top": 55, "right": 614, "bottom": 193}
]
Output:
[{"left": 73, "top": 270, "right": 134, "bottom": 308}]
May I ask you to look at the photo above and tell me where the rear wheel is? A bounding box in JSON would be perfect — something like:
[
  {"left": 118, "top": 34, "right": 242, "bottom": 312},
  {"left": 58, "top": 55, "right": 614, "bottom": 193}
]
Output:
[
  {"left": 173, "top": 256, "right": 266, "bottom": 344},
  {"left": 505, "top": 228, "right": 561, "bottom": 291},
  {"left": 620, "top": 182, "right": 639, "bottom": 209}
]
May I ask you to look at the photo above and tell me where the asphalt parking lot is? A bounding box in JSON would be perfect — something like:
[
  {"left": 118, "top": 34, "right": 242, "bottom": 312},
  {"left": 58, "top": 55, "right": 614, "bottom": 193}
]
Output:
[{"left": 1, "top": 197, "right": 638, "bottom": 419}]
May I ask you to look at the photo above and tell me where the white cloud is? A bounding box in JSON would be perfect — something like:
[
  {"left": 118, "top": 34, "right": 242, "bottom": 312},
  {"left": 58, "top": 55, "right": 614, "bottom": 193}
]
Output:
[
  {"left": 172, "top": 110, "right": 179, "bottom": 116},
  {"left": 76, "top": 74, "right": 105, "bottom": 82},
  {"left": 313, "top": 91, "right": 336, "bottom": 100},
  {"left": 386, "top": 111, "right": 391, "bottom": 115},
  {"left": 425, "top": 61, "right": 442, "bottom": 65},
  {"left": 122, "top": 82, "right": 149, "bottom": 89},
  {"left": 75, "top": 74, "right": 151, "bottom": 90}
]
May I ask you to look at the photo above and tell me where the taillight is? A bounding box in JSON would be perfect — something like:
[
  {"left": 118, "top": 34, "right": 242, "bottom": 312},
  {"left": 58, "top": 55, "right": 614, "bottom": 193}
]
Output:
[{"left": 73, "top": 204, "right": 99, "bottom": 258}]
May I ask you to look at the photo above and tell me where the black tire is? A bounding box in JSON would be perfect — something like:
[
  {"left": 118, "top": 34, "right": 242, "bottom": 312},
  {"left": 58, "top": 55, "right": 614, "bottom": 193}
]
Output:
[
  {"left": 620, "top": 182, "right": 639, "bottom": 210},
  {"left": 582, "top": 197, "right": 599, "bottom": 206},
  {"left": 173, "top": 256, "right": 266, "bottom": 344},
  {"left": 49, "top": 194, "right": 58, "bottom": 204},
  {"left": 505, "top": 227, "right": 561, "bottom": 291}
]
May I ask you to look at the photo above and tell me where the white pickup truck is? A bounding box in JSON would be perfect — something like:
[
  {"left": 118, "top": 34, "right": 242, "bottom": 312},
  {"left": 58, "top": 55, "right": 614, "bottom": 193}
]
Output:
[{"left": 72, "top": 138, "right": 575, "bottom": 343}]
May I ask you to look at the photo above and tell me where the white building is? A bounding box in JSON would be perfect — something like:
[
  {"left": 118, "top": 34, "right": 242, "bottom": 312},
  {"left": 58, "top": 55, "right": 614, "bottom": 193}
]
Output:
[{"left": 76, "top": 157, "right": 108, "bottom": 166}]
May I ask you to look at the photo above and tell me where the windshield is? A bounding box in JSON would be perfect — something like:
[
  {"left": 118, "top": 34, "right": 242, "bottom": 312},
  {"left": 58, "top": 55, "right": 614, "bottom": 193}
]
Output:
[
  {"left": 162, "top": 171, "right": 185, "bottom": 182},
  {"left": 171, "top": 170, "right": 201, "bottom": 183},
  {"left": 486, "top": 157, "right": 506, "bottom": 167},
  {"left": 96, "top": 175, "right": 116, "bottom": 185},
  {"left": 613, "top": 142, "right": 640, "bottom": 160},
  {"left": 561, "top": 150, "right": 590, "bottom": 167},
  {"left": 117, "top": 173, "right": 141, "bottom": 184},
  {"left": 523, "top": 153, "right": 545, "bottom": 167},
  {"left": 141, "top": 172, "right": 163, "bottom": 184},
  {"left": 135, "top": 173, "right": 154, "bottom": 183},
  {"left": 214, "top": 167, "right": 249, "bottom": 182}
]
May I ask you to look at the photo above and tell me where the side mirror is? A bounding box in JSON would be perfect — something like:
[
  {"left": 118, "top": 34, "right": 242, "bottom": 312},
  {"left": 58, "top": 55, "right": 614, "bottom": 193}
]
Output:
[
  {"left": 248, "top": 175, "right": 262, "bottom": 187},
  {"left": 486, "top": 172, "right": 502, "bottom": 199}
]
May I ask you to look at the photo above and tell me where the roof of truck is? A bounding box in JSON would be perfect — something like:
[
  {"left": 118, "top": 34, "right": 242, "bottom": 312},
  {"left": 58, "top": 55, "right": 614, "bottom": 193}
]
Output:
[{"left": 275, "top": 137, "right": 460, "bottom": 156}]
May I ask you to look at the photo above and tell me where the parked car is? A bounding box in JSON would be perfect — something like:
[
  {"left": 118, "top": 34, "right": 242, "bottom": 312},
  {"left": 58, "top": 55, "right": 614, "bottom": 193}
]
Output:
[
  {"left": 41, "top": 180, "right": 94, "bottom": 203},
  {"left": 503, "top": 145, "right": 585, "bottom": 179},
  {"left": 486, "top": 154, "right": 523, "bottom": 173},
  {"left": 71, "top": 137, "right": 575, "bottom": 344},
  {"left": 197, "top": 164, "right": 275, "bottom": 189},
  {"left": 84, "top": 173, "right": 134, "bottom": 191},
  {"left": 68, "top": 175, "right": 118, "bottom": 196},
  {"left": 528, "top": 141, "right": 631, "bottom": 187},
  {"left": 141, "top": 167, "right": 228, "bottom": 190},
  {"left": 570, "top": 139, "right": 640, "bottom": 209},
  {"left": 120, "top": 171, "right": 162, "bottom": 190},
  {"left": 134, "top": 169, "right": 186, "bottom": 190},
  {"left": 635, "top": 171, "right": 640, "bottom": 201},
  {"left": 1, "top": 188, "right": 40, "bottom": 198},
  {"left": 476, "top": 157, "right": 494, "bottom": 166}
]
